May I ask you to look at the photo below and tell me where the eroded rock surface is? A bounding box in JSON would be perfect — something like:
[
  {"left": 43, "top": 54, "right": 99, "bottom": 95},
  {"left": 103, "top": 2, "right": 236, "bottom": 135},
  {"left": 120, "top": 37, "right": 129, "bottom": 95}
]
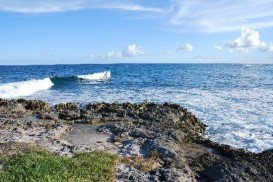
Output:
[{"left": 0, "top": 99, "right": 272, "bottom": 181}]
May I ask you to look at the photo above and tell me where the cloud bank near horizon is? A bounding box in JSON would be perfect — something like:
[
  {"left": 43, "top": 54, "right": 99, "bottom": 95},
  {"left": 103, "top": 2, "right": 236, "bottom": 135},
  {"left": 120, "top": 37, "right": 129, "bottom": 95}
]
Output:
[{"left": 89, "top": 44, "right": 144, "bottom": 60}]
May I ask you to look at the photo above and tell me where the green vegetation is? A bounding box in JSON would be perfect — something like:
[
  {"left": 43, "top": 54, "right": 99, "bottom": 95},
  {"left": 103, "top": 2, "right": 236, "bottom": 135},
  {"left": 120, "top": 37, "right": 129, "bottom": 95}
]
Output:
[{"left": 0, "top": 150, "right": 118, "bottom": 182}]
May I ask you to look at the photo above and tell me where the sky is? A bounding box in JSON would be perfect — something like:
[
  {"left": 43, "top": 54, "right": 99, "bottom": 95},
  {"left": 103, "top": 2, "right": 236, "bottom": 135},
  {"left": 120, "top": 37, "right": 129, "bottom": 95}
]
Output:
[{"left": 0, "top": 0, "right": 273, "bottom": 65}]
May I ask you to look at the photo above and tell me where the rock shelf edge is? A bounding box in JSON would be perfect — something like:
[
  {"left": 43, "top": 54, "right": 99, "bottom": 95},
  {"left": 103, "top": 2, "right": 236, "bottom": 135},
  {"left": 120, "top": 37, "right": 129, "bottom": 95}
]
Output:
[{"left": 0, "top": 99, "right": 272, "bottom": 181}]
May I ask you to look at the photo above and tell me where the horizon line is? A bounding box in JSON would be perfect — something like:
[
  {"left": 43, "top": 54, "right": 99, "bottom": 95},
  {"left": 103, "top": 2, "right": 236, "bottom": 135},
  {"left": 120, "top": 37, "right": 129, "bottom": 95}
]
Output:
[{"left": 0, "top": 62, "right": 272, "bottom": 66}]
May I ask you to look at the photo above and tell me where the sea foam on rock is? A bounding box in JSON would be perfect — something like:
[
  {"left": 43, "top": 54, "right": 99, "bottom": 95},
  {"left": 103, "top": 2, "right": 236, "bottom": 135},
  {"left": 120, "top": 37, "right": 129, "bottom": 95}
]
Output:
[{"left": 0, "top": 99, "right": 272, "bottom": 181}]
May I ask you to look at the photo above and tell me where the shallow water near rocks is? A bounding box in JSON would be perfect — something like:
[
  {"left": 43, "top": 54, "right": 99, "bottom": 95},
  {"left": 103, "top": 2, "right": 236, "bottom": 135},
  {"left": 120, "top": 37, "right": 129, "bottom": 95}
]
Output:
[{"left": 1, "top": 64, "right": 273, "bottom": 153}]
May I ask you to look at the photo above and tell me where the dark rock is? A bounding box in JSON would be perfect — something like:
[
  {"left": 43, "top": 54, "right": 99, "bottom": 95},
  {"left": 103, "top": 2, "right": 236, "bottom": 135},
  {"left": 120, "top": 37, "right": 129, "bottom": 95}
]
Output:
[
  {"left": 36, "top": 111, "right": 58, "bottom": 120},
  {"left": 17, "top": 99, "right": 51, "bottom": 111},
  {"left": 55, "top": 102, "right": 78, "bottom": 111},
  {"left": 0, "top": 99, "right": 272, "bottom": 181},
  {"left": 58, "top": 110, "right": 82, "bottom": 121}
]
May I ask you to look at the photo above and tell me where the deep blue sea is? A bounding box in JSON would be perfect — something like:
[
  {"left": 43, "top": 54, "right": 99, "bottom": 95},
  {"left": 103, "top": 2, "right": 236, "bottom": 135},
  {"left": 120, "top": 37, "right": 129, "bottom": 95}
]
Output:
[{"left": 0, "top": 64, "right": 273, "bottom": 153}]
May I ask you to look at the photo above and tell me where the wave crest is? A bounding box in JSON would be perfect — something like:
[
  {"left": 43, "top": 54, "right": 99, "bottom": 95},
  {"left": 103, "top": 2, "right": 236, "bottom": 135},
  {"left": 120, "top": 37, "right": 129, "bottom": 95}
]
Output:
[
  {"left": 0, "top": 78, "right": 54, "bottom": 99},
  {"left": 77, "top": 71, "right": 111, "bottom": 81}
]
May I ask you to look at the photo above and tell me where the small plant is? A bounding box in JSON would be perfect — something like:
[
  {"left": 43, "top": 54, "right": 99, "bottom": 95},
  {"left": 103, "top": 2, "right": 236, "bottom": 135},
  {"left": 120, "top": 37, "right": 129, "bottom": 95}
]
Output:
[{"left": 120, "top": 152, "right": 163, "bottom": 173}]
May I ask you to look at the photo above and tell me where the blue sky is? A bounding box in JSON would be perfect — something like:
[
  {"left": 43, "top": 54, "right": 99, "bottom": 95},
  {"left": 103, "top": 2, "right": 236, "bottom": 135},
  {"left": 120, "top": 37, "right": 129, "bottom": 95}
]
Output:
[{"left": 0, "top": 0, "right": 273, "bottom": 64}]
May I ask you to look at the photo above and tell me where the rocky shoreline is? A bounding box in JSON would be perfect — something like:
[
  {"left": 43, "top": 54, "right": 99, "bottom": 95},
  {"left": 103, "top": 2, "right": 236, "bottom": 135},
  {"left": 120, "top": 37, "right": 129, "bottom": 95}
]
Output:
[{"left": 0, "top": 99, "right": 272, "bottom": 181}]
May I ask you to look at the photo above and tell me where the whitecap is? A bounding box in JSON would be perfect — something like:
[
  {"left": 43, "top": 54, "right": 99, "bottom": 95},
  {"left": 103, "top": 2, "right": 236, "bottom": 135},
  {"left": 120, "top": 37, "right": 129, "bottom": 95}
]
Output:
[
  {"left": 77, "top": 71, "right": 110, "bottom": 81},
  {"left": 0, "top": 78, "right": 54, "bottom": 99}
]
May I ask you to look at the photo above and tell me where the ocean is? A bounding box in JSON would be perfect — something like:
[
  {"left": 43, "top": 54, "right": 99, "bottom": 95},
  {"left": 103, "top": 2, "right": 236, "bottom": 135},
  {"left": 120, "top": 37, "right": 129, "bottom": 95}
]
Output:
[{"left": 0, "top": 64, "right": 272, "bottom": 153}]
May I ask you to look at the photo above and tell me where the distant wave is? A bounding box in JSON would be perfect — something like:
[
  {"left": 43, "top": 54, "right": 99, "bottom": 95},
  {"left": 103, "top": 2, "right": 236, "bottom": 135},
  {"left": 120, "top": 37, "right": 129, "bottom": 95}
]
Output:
[
  {"left": 77, "top": 71, "right": 111, "bottom": 81},
  {"left": 49, "top": 71, "right": 111, "bottom": 86},
  {"left": 0, "top": 78, "right": 54, "bottom": 99},
  {"left": 49, "top": 76, "right": 77, "bottom": 86}
]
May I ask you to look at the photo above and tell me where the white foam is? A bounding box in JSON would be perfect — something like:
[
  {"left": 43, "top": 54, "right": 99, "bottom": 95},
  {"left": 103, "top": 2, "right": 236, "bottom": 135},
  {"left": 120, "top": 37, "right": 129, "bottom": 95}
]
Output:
[
  {"left": 77, "top": 71, "right": 111, "bottom": 81},
  {"left": 26, "top": 87, "right": 273, "bottom": 153},
  {"left": 0, "top": 78, "right": 54, "bottom": 99}
]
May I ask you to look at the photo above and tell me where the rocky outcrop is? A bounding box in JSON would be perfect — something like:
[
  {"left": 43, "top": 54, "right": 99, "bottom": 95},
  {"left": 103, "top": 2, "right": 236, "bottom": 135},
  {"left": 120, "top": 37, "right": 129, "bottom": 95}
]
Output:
[
  {"left": 55, "top": 102, "right": 78, "bottom": 111},
  {"left": 0, "top": 99, "right": 272, "bottom": 181}
]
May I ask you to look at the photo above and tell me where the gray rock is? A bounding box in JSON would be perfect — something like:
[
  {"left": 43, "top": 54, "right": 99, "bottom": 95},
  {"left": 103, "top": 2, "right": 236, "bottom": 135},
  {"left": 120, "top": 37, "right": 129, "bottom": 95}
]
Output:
[{"left": 0, "top": 99, "right": 272, "bottom": 182}]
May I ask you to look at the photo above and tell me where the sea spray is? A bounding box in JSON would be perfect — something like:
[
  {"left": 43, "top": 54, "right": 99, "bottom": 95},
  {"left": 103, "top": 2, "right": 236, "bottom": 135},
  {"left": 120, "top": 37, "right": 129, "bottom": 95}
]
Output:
[
  {"left": 0, "top": 78, "right": 54, "bottom": 98},
  {"left": 77, "top": 71, "right": 111, "bottom": 81}
]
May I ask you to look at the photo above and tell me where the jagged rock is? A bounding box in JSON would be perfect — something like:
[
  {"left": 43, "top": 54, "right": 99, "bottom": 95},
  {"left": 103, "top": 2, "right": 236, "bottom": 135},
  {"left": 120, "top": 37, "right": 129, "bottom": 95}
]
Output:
[
  {"left": 17, "top": 99, "right": 51, "bottom": 111},
  {"left": 0, "top": 99, "right": 272, "bottom": 181},
  {"left": 36, "top": 111, "right": 58, "bottom": 120},
  {"left": 116, "top": 164, "right": 158, "bottom": 182},
  {"left": 58, "top": 110, "right": 82, "bottom": 121},
  {"left": 55, "top": 102, "right": 78, "bottom": 111}
]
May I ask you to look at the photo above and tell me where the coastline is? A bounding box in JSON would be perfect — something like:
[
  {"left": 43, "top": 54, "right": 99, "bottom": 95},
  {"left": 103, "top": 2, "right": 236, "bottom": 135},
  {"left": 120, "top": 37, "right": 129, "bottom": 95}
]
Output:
[{"left": 0, "top": 99, "right": 272, "bottom": 181}]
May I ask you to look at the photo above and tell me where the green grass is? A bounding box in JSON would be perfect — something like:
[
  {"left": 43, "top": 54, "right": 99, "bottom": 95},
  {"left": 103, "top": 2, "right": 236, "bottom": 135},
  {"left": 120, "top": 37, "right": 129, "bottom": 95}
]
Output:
[{"left": 0, "top": 150, "right": 118, "bottom": 182}]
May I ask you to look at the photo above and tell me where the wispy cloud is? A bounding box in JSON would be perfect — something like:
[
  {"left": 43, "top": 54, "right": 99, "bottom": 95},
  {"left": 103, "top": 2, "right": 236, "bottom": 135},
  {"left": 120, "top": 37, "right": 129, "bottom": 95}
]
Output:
[
  {"left": 225, "top": 27, "right": 273, "bottom": 53},
  {"left": 0, "top": 0, "right": 84, "bottom": 13},
  {"left": 168, "top": 0, "right": 273, "bottom": 32},
  {"left": 213, "top": 46, "right": 222, "bottom": 51},
  {"left": 2, "top": 0, "right": 273, "bottom": 33},
  {"left": 0, "top": 0, "right": 164, "bottom": 13},
  {"left": 178, "top": 43, "right": 194, "bottom": 52}
]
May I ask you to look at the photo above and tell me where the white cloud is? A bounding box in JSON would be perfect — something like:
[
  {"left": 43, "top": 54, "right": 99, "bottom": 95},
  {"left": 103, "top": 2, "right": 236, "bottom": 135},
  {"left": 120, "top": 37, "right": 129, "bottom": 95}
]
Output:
[
  {"left": 260, "top": 43, "right": 273, "bottom": 52},
  {"left": 101, "top": 44, "right": 144, "bottom": 59},
  {"left": 225, "top": 27, "right": 273, "bottom": 53},
  {"left": 89, "top": 54, "right": 95, "bottom": 57},
  {"left": 122, "top": 44, "right": 144, "bottom": 57},
  {"left": 102, "top": 3, "right": 163, "bottom": 13},
  {"left": 0, "top": 0, "right": 163, "bottom": 13},
  {"left": 213, "top": 46, "right": 222, "bottom": 51},
  {"left": 106, "top": 51, "right": 123, "bottom": 59},
  {"left": 168, "top": 0, "right": 273, "bottom": 32},
  {"left": 178, "top": 43, "right": 193, "bottom": 52}
]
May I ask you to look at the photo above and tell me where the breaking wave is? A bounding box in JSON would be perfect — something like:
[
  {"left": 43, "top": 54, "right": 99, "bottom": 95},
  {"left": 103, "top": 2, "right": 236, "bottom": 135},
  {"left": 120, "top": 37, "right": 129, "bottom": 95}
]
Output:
[
  {"left": 0, "top": 78, "right": 54, "bottom": 99},
  {"left": 49, "top": 71, "right": 111, "bottom": 86},
  {"left": 77, "top": 71, "right": 111, "bottom": 81}
]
